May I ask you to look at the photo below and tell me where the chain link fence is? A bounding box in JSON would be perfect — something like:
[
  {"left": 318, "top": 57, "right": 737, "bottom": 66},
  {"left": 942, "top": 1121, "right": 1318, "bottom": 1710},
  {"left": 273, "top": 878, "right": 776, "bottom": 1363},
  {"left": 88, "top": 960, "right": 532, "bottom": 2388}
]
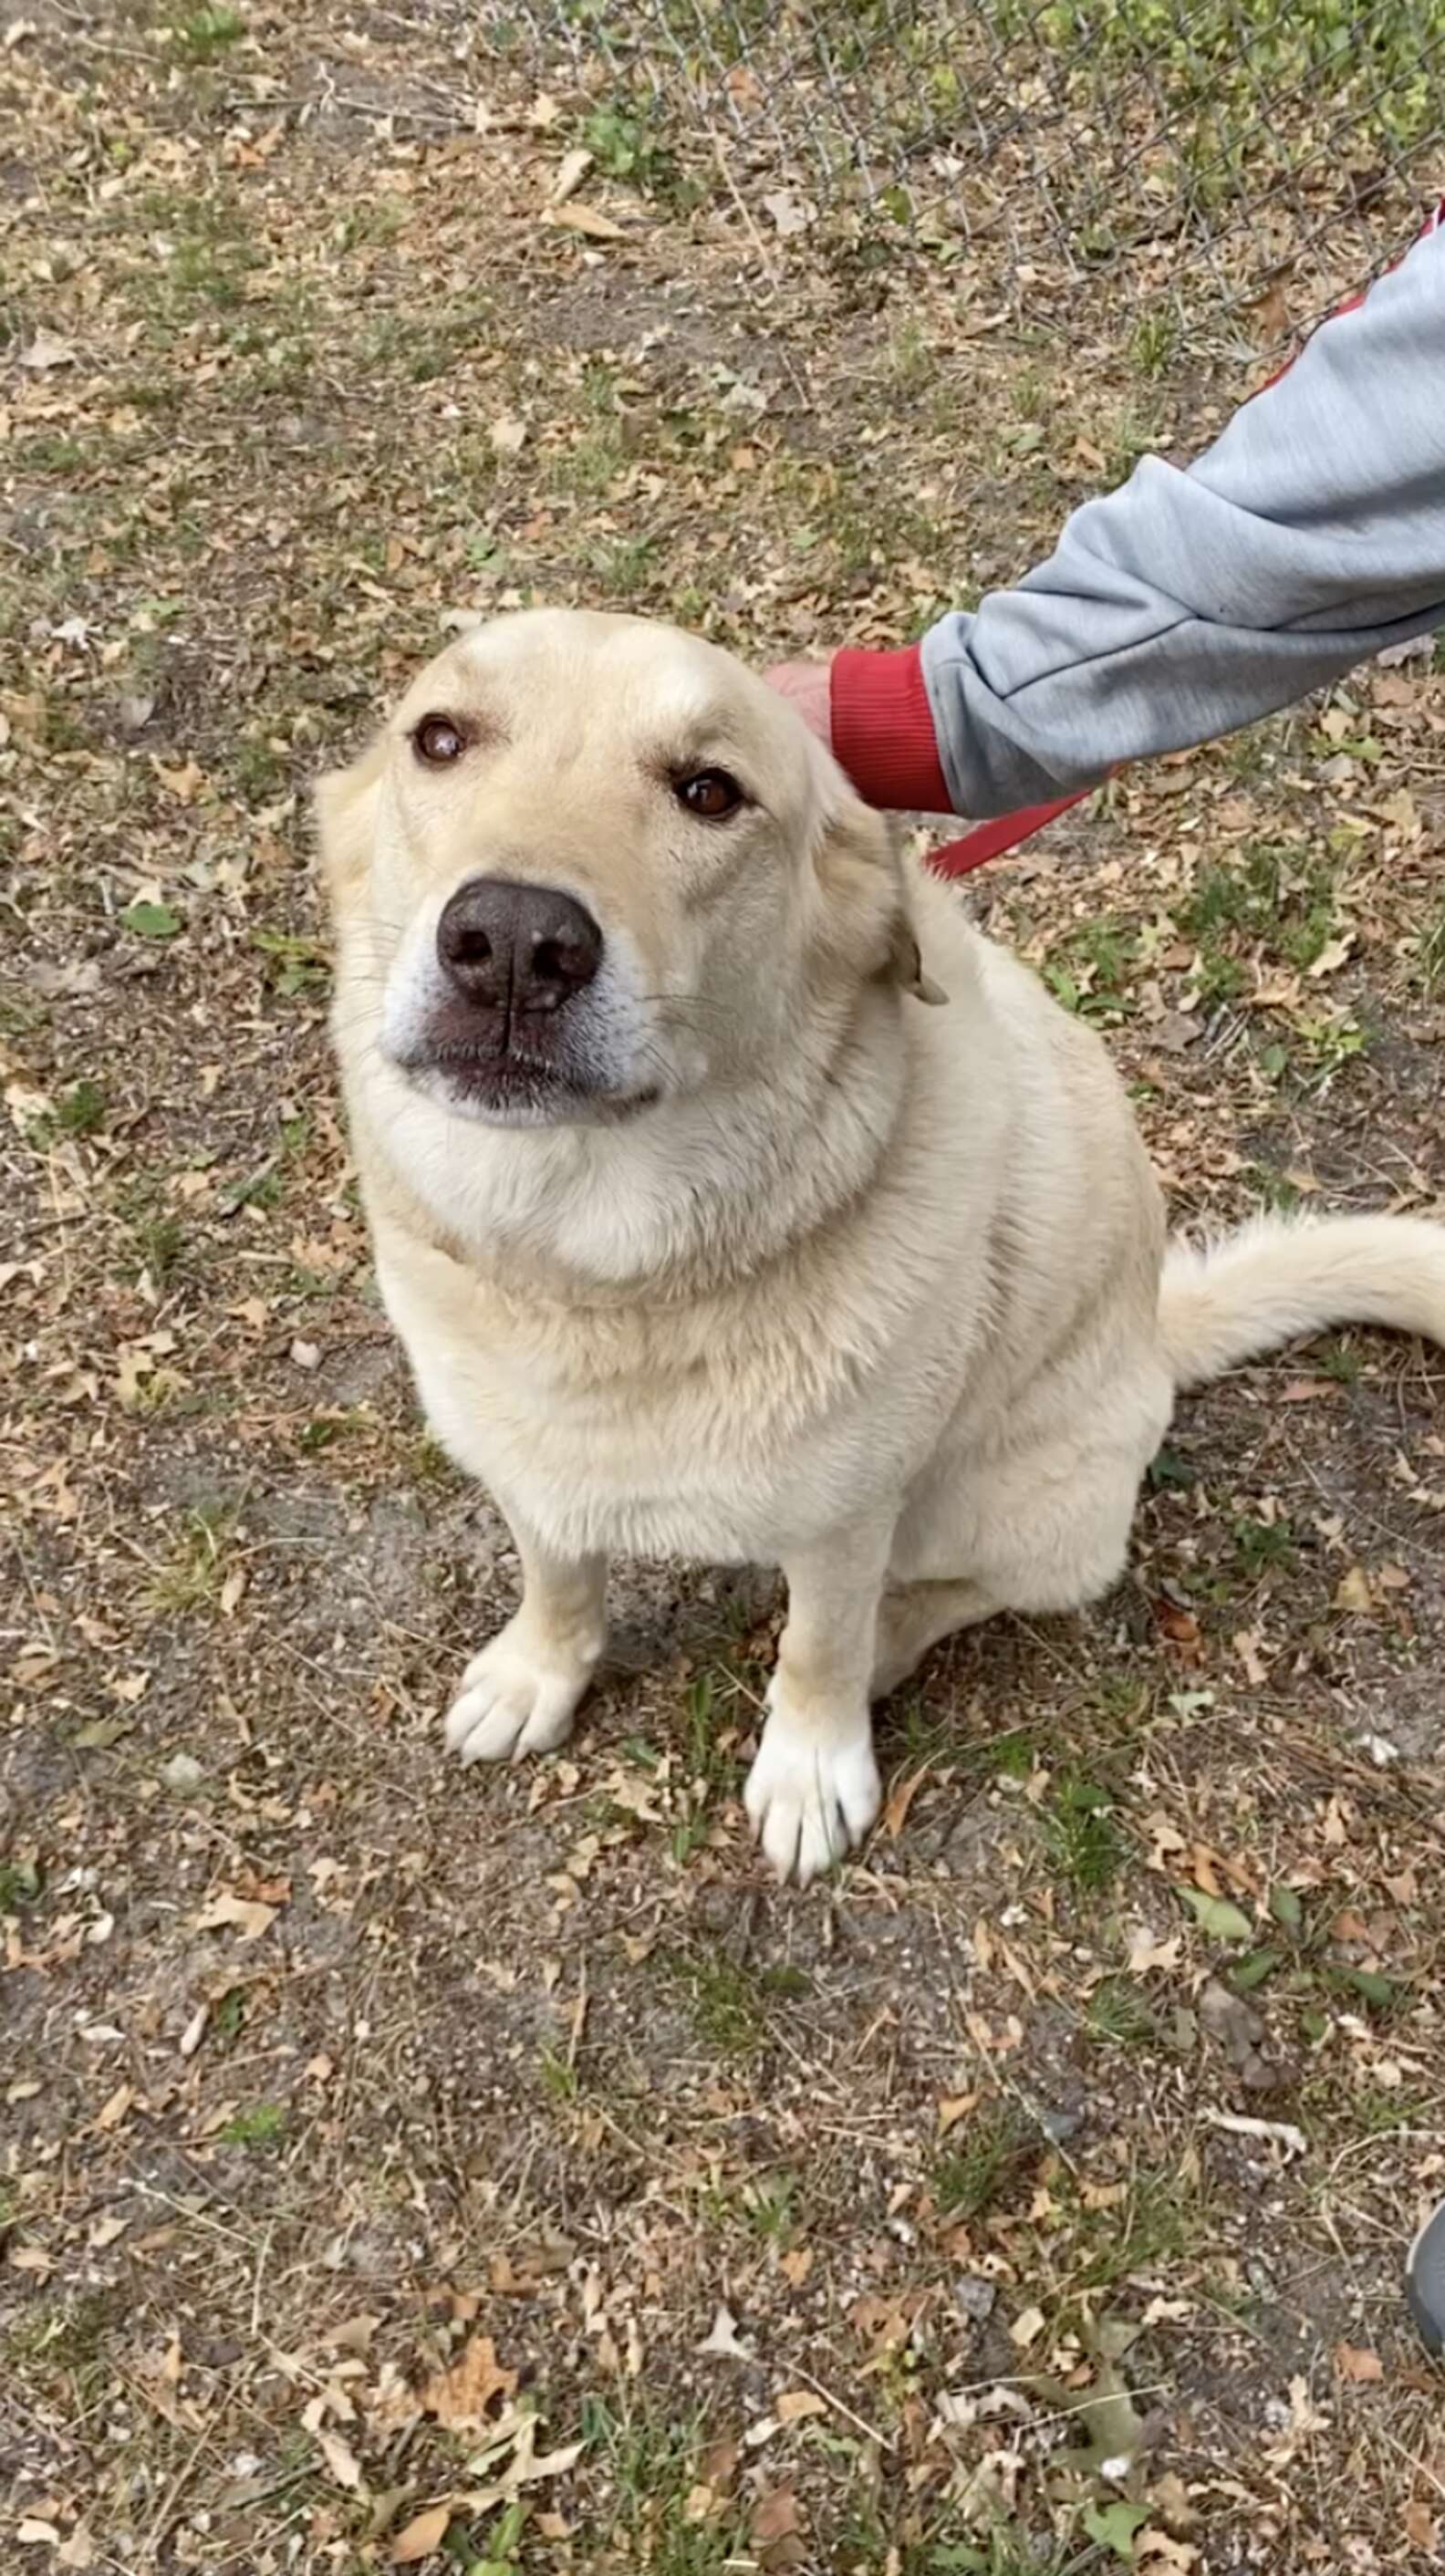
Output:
[{"left": 483, "top": 0, "right": 1445, "bottom": 341}]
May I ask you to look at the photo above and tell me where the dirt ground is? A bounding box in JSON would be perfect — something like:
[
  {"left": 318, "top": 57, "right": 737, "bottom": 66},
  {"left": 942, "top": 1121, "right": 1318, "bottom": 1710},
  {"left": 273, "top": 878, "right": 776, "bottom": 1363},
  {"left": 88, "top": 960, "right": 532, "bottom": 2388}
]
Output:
[{"left": 3, "top": 8, "right": 1444, "bottom": 2574}]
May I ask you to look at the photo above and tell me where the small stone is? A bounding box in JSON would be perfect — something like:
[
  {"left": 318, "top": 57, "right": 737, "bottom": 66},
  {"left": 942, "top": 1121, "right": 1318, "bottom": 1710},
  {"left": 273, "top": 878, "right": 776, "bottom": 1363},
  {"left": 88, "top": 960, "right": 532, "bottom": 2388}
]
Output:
[
  {"left": 161, "top": 1752, "right": 203, "bottom": 1796},
  {"left": 1035, "top": 2101, "right": 1085, "bottom": 2145},
  {"left": 290, "top": 1339, "right": 321, "bottom": 1371},
  {"left": 1357, "top": 1732, "right": 1400, "bottom": 1768},
  {"left": 1407, "top": 2198, "right": 1445, "bottom": 2355},
  {"left": 1201, "top": 1976, "right": 1290, "bottom": 2092},
  {"left": 954, "top": 2274, "right": 996, "bottom": 2323}
]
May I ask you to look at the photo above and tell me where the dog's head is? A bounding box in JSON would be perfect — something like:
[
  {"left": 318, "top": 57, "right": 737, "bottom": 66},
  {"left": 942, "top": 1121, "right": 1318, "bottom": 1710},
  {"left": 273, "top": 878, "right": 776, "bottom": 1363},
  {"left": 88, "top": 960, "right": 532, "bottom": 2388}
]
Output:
[{"left": 317, "top": 608, "right": 936, "bottom": 1133}]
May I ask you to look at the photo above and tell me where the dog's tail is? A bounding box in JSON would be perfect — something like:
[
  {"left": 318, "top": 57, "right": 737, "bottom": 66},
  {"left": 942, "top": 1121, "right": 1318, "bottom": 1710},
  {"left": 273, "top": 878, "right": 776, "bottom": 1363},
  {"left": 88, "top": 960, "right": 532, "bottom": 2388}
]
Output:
[{"left": 1159, "top": 1214, "right": 1445, "bottom": 1392}]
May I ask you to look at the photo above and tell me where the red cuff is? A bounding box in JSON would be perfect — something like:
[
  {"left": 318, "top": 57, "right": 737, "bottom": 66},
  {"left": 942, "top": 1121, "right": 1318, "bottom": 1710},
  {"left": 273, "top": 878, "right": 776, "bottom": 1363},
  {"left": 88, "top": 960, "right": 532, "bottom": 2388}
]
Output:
[{"left": 831, "top": 645, "right": 952, "bottom": 815}]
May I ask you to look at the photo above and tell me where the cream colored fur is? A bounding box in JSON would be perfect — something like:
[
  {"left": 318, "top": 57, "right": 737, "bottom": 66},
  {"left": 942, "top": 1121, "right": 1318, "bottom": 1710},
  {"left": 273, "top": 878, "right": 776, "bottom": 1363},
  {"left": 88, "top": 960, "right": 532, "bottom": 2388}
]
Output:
[{"left": 318, "top": 608, "right": 1445, "bottom": 1885}]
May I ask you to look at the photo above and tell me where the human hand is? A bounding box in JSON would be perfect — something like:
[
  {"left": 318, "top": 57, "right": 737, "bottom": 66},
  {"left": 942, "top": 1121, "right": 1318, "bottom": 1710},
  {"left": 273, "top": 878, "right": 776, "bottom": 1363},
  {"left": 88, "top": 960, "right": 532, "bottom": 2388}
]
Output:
[{"left": 764, "top": 659, "right": 833, "bottom": 751}]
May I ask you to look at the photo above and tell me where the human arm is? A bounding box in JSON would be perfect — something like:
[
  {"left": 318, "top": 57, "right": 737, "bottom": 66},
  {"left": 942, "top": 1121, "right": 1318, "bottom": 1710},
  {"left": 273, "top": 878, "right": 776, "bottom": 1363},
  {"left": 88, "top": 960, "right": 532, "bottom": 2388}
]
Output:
[{"left": 772, "top": 203, "right": 1445, "bottom": 818}]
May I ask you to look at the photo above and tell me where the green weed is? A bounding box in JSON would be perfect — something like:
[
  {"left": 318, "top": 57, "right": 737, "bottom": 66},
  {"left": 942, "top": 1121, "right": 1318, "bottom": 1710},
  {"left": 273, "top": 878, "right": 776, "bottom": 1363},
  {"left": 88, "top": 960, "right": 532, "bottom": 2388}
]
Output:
[
  {"left": 254, "top": 928, "right": 329, "bottom": 998},
  {"left": 1231, "top": 1512, "right": 1294, "bottom": 1581},
  {"left": 539, "top": 2045, "right": 578, "bottom": 2104},
  {"left": 143, "top": 1503, "right": 237, "bottom": 1615},
  {"left": 582, "top": 103, "right": 676, "bottom": 195},
  {"left": 1131, "top": 305, "right": 1180, "bottom": 376}
]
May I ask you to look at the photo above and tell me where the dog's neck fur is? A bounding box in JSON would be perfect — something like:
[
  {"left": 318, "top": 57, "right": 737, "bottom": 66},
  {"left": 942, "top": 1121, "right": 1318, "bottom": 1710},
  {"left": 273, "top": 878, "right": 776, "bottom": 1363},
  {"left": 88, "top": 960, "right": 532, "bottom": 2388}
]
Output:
[{"left": 351, "top": 969, "right": 915, "bottom": 1315}]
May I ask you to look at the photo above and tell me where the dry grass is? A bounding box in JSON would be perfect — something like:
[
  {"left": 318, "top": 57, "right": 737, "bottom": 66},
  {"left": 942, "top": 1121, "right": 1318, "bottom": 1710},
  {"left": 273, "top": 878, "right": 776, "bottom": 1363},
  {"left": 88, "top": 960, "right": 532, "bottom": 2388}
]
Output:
[{"left": 2, "top": 6, "right": 1443, "bottom": 2572}]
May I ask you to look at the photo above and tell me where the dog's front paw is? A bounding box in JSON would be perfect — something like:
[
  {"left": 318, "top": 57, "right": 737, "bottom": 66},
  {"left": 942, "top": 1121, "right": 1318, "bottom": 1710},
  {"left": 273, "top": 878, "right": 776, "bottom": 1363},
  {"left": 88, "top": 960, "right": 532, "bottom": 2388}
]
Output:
[
  {"left": 743, "top": 1695, "right": 880, "bottom": 1887},
  {"left": 443, "top": 1618, "right": 597, "bottom": 1765}
]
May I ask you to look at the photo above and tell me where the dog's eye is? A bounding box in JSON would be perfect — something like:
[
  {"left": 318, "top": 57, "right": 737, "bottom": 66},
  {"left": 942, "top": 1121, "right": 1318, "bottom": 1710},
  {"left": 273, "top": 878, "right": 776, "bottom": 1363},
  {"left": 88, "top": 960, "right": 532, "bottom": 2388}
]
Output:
[
  {"left": 675, "top": 767, "right": 744, "bottom": 820},
  {"left": 413, "top": 713, "right": 466, "bottom": 766}
]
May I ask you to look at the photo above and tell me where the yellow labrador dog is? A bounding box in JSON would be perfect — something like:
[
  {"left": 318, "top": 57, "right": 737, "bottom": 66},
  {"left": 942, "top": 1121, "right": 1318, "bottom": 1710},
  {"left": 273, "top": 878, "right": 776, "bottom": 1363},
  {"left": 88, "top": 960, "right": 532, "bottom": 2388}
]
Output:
[{"left": 319, "top": 608, "right": 1445, "bottom": 1884}]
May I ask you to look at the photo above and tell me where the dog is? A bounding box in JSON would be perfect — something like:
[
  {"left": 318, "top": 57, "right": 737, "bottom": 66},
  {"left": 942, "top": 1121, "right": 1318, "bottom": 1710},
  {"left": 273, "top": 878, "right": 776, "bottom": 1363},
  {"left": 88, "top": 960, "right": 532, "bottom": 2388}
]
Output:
[{"left": 318, "top": 608, "right": 1445, "bottom": 1884}]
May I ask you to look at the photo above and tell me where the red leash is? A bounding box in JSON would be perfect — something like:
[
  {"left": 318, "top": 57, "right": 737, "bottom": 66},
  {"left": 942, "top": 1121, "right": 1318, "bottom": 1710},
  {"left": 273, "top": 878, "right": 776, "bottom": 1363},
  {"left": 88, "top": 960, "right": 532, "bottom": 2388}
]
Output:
[{"left": 926, "top": 787, "right": 1092, "bottom": 878}]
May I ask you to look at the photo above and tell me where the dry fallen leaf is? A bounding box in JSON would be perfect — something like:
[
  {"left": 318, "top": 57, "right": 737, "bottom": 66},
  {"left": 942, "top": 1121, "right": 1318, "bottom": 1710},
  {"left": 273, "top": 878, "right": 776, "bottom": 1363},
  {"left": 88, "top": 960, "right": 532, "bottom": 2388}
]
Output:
[
  {"left": 1232, "top": 1628, "right": 1269, "bottom": 1688},
  {"left": 1127, "top": 1925, "right": 1183, "bottom": 1975},
  {"left": 547, "top": 200, "right": 627, "bottom": 242},
  {"left": 550, "top": 146, "right": 592, "bottom": 203},
  {"left": 195, "top": 1890, "right": 276, "bottom": 1941},
  {"left": 1335, "top": 1564, "right": 1374, "bottom": 1615},
  {"left": 390, "top": 2501, "right": 453, "bottom": 2563},
  {"left": 95, "top": 2082, "right": 135, "bottom": 2133},
  {"left": 1137, "top": 2536, "right": 1201, "bottom": 2573},
  {"left": 154, "top": 755, "right": 205, "bottom": 804},
  {"left": 1252, "top": 277, "right": 1292, "bottom": 339},
  {"left": 761, "top": 190, "right": 815, "bottom": 237},
  {"left": 752, "top": 2483, "right": 807, "bottom": 2571},
  {"left": 1334, "top": 2342, "right": 1384, "bottom": 2384},
  {"left": 19, "top": 327, "right": 76, "bottom": 369},
  {"left": 419, "top": 2334, "right": 518, "bottom": 2428},
  {"left": 774, "top": 2388, "right": 826, "bottom": 2424},
  {"left": 697, "top": 2301, "right": 749, "bottom": 2359},
  {"left": 489, "top": 415, "right": 527, "bottom": 457},
  {"left": 324, "top": 2312, "right": 379, "bottom": 2353},
  {"left": 316, "top": 2427, "right": 364, "bottom": 2490},
  {"left": 882, "top": 1764, "right": 929, "bottom": 1838}
]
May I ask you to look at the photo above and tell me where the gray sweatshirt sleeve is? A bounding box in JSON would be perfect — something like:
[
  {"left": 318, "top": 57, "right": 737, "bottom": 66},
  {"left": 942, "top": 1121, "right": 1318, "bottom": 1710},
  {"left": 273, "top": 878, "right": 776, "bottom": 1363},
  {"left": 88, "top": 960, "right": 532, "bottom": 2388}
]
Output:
[{"left": 920, "top": 205, "right": 1445, "bottom": 817}]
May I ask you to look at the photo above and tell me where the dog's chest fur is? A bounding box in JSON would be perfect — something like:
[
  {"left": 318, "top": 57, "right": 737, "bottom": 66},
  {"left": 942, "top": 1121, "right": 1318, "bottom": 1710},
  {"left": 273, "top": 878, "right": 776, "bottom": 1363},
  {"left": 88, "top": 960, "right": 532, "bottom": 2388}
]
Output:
[{"left": 371, "top": 1199, "right": 985, "bottom": 1564}]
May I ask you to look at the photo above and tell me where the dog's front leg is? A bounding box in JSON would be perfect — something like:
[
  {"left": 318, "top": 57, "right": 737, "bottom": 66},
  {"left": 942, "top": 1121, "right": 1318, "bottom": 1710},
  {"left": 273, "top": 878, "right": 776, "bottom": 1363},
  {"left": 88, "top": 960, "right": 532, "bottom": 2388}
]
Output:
[
  {"left": 744, "top": 1519, "right": 890, "bottom": 1886},
  {"left": 443, "top": 1522, "right": 607, "bottom": 1766}
]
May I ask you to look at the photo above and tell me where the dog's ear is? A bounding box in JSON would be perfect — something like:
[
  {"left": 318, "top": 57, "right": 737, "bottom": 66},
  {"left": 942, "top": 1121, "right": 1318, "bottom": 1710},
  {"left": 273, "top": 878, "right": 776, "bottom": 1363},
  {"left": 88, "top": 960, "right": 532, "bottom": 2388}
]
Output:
[
  {"left": 314, "top": 732, "right": 388, "bottom": 903},
  {"left": 811, "top": 784, "right": 948, "bottom": 1004}
]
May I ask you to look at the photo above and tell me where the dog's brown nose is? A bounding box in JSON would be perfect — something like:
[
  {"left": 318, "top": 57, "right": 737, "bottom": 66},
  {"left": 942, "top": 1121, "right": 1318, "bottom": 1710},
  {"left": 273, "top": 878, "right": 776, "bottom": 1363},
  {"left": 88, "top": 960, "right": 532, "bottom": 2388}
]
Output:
[{"left": 436, "top": 878, "right": 603, "bottom": 1015}]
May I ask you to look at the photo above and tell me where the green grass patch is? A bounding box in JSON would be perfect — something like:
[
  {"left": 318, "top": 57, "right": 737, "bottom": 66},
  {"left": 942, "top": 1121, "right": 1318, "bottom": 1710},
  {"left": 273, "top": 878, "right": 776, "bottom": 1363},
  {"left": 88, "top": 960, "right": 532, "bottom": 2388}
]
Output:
[
  {"left": 1042, "top": 1771, "right": 1122, "bottom": 1893},
  {"left": 220, "top": 2101, "right": 286, "bottom": 2150},
  {"left": 662, "top": 1945, "right": 807, "bottom": 2055},
  {"left": 1086, "top": 1976, "right": 1158, "bottom": 2049},
  {"left": 1043, "top": 916, "right": 1138, "bottom": 1023},
  {"left": 577, "top": 2401, "right": 748, "bottom": 2575},
  {"left": 55, "top": 1078, "right": 108, "bottom": 1137},
  {"left": 0, "top": 1858, "right": 42, "bottom": 1914},
  {"left": 1178, "top": 838, "right": 1343, "bottom": 1000},
  {"left": 932, "top": 2099, "right": 1038, "bottom": 2221},
  {"left": 169, "top": 6, "right": 246, "bottom": 60},
  {"left": 142, "top": 1502, "right": 238, "bottom": 1615}
]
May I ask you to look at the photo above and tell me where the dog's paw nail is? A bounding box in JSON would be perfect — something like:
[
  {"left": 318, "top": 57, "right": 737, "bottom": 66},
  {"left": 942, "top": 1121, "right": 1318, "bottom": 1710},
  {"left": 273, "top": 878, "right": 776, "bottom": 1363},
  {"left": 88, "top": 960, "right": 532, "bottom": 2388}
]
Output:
[
  {"left": 743, "top": 1718, "right": 880, "bottom": 1889},
  {"left": 442, "top": 1626, "right": 592, "bottom": 1765}
]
